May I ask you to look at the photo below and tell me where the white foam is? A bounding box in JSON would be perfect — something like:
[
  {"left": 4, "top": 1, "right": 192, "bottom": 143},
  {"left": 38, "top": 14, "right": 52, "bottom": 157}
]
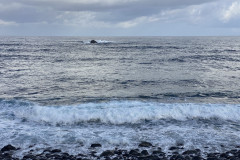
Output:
[
  {"left": 3, "top": 100, "right": 240, "bottom": 125},
  {"left": 96, "top": 40, "right": 113, "bottom": 43}
]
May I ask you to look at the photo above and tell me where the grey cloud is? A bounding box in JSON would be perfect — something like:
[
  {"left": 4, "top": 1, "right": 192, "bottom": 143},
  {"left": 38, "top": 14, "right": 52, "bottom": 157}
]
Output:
[
  {"left": 0, "top": 0, "right": 218, "bottom": 24},
  {"left": 1, "top": 0, "right": 239, "bottom": 36}
]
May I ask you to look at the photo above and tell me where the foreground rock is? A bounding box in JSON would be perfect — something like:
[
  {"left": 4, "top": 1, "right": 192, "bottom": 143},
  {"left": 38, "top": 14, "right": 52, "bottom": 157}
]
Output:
[
  {"left": 1, "top": 144, "right": 17, "bottom": 152},
  {"left": 1, "top": 143, "right": 240, "bottom": 160}
]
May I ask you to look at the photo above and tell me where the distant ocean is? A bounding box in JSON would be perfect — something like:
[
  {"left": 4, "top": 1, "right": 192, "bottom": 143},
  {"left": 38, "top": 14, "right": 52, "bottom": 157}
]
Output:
[{"left": 0, "top": 36, "right": 240, "bottom": 157}]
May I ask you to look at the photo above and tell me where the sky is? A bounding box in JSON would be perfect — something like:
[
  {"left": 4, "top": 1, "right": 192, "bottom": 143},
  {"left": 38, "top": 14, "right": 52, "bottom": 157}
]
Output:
[{"left": 0, "top": 0, "right": 240, "bottom": 36}]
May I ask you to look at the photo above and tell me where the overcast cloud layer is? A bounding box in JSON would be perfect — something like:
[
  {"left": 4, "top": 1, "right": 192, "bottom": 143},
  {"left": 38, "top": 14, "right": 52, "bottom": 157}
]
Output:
[{"left": 0, "top": 0, "right": 240, "bottom": 36}]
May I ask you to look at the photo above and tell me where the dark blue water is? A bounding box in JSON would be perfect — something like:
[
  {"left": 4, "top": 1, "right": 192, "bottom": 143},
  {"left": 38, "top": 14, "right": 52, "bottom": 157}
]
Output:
[{"left": 0, "top": 36, "right": 240, "bottom": 157}]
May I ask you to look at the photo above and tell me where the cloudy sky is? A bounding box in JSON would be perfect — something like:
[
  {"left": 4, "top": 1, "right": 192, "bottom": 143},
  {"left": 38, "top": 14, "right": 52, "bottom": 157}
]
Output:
[{"left": 0, "top": 0, "right": 240, "bottom": 36}]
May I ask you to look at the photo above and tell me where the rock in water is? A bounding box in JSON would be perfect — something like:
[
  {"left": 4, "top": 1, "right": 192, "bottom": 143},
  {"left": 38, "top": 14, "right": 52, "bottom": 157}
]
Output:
[
  {"left": 138, "top": 141, "right": 153, "bottom": 147},
  {"left": 90, "top": 40, "right": 97, "bottom": 43},
  {"left": 100, "top": 150, "right": 114, "bottom": 157},
  {"left": 91, "top": 144, "right": 102, "bottom": 148},
  {"left": 1, "top": 144, "right": 17, "bottom": 152}
]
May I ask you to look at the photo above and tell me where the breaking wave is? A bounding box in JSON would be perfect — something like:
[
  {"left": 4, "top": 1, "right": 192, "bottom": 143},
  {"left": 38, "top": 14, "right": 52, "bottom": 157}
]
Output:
[{"left": 1, "top": 99, "right": 240, "bottom": 125}]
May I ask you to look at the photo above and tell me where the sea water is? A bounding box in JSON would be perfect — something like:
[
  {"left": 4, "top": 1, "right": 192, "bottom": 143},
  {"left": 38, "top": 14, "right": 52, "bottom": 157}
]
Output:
[{"left": 0, "top": 36, "right": 240, "bottom": 156}]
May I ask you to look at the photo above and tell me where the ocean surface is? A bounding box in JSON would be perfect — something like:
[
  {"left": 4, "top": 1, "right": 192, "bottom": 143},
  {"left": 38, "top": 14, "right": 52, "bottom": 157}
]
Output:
[{"left": 0, "top": 36, "right": 240, "bottom": 157}]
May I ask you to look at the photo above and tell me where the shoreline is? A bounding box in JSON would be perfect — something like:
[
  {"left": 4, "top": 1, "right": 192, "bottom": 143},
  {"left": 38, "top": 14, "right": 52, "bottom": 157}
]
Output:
[{"left": 1, "top": 142, "right": 240, "bottom": 160}]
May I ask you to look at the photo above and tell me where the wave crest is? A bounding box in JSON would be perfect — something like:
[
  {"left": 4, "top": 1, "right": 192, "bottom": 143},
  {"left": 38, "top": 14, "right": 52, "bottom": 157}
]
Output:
[{"left": 1, "top": 100, "right": 240, "bottom": 125}]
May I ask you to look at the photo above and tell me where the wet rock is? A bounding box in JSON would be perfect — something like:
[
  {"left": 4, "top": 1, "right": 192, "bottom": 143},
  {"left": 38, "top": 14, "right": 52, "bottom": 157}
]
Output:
[
  {"left": 152, "top": 150, "right": 163, "bottom": 155},
  {"left": 51, "top": 149, "right": 61, "bottom": 153},
  {"left": 169, "top": 146, "right": 179, "bottom": 150},
  {"left": 100, "top": 150, "right": 114, "bottom": 157},
  {"left": 129, "top": 149, "right": 140, "bottom": 156},
  {"left": 139, "top": 141, "right": 153, "bottom": 147},
  {"left": 170, "top": 154, "right": 185, "bottom": 160},
  {"left": 220, "top": 153, "right": 229, "bottom": 158},
  {"left": 176, "top": 154, "right": 185, "bottom": 160},
  {"left": 192, "top": 156, "right": 202, "bottom": 160},
  {"left": 1, "top": 152, "right": 17, "bottom": 160},
  {"left": 229, "top": 149, "right": 238, "bottom": 154},
  {"left": 114, "top": 149, "right": 123, "bottom": 155},
  {"left": 184, "top": 155, "right": 191, "bottom": 160},
  {"left": 1, "top": 144, "right": 17, "bottom": 152},
  {"left": 141, "top": 150, "right": 149, "bottom": 155},
  {"left": 23, "top": 154, "right": 35, "bottom": 160},
  {"left": 142, "top": 155, "right": 160, "bottom": 160},
  {"left": 90, "top": 143, "right": 102, "bottom": 148},
  {"left": 90, "top": 40, "right": 97, "bottom": 44},
  {"left": 182, "top": 149, "right": 200, "bottom": 155}
]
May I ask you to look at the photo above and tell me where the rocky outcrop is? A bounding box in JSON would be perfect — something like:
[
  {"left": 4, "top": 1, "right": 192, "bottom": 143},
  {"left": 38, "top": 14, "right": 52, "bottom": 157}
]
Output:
[{"left": 90, "top": 40, "right": 98, "bottom": 43}]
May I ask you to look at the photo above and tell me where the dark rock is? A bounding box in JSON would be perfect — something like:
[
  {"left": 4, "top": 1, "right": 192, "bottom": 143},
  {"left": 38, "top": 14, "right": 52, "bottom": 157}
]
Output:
[
  {"left": 45, "top": 153, "right": 54, "bottom": 158},
  {"left": 176, "top": 154, "right": 185, "bottom": 160},
  {"left": 1, "top": 144, "right": 17, "bottom": 152},
  {"left": 207, "top": 156, "right": 218, "bottom": 160},
  {"left": 207, "top": 153, "right": 219, "bottom": 158},
  {"left": 229, "top": 149, "right": 238, "bottom": 154},
  {"left": 90, "top": 143, "right": 102, "bottom": 148},
  {"left": 184, "top": 155, "right": 191, "bottom": 160},
  {"left": 139, "top": 141, "right": 153, "bottom": 147},
  {"left": 51, "top": 149, "right": 61, "bottom": 153},
  {"left": 129, "top": 149, "right": 140, "bottom": 156},
  {"left": 141, "top": 150, "right": 149, "bottom": 155},
  {"left": 90, "top": 151, "right": 97, "bottom": 157},
  {"left": 170, "top": 155, "right": 178, "bottom": 160},
  {"left": 142, "top": 155, "right": 161, "bottom": 160},
  {"left": 100, "top": 150, "right": 114, "bottom": 157},
  {"left": 152, "top": 150, "right": 163, "bottom": 155},
  {"left": 192, "top": 156, "right": 202, "bottom": 160},
  {"left": 90, "top": 40, "right": 97, "bottom": 44},
  {"left": 23, "top": 154, "right": 35, "bottom": 160},
  {"left": 169, "top": 146, "right": 179, "bottom": 150},
  {"left": 114, "top": 149, "right": 123, "bottom": 155},
  {"left": 122, "top": 153, "right": 130, "bottom": 158},
  {"left": 220, "top": 153, "right": 229, "bottom": 158},
  {"left": 182, "top": 149, "right": 200, "bottom": 155}
]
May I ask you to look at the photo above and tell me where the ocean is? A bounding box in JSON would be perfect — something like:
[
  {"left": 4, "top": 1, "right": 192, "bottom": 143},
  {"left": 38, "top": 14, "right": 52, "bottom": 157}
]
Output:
[{"left": 0, "top": 36, "right": 240, "bottom": 158}]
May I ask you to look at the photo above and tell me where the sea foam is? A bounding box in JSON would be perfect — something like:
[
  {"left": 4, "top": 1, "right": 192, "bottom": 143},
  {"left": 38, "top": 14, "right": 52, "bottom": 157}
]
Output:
[{"left": 1, "top": 100, "right": 240, "bottom": 125}]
